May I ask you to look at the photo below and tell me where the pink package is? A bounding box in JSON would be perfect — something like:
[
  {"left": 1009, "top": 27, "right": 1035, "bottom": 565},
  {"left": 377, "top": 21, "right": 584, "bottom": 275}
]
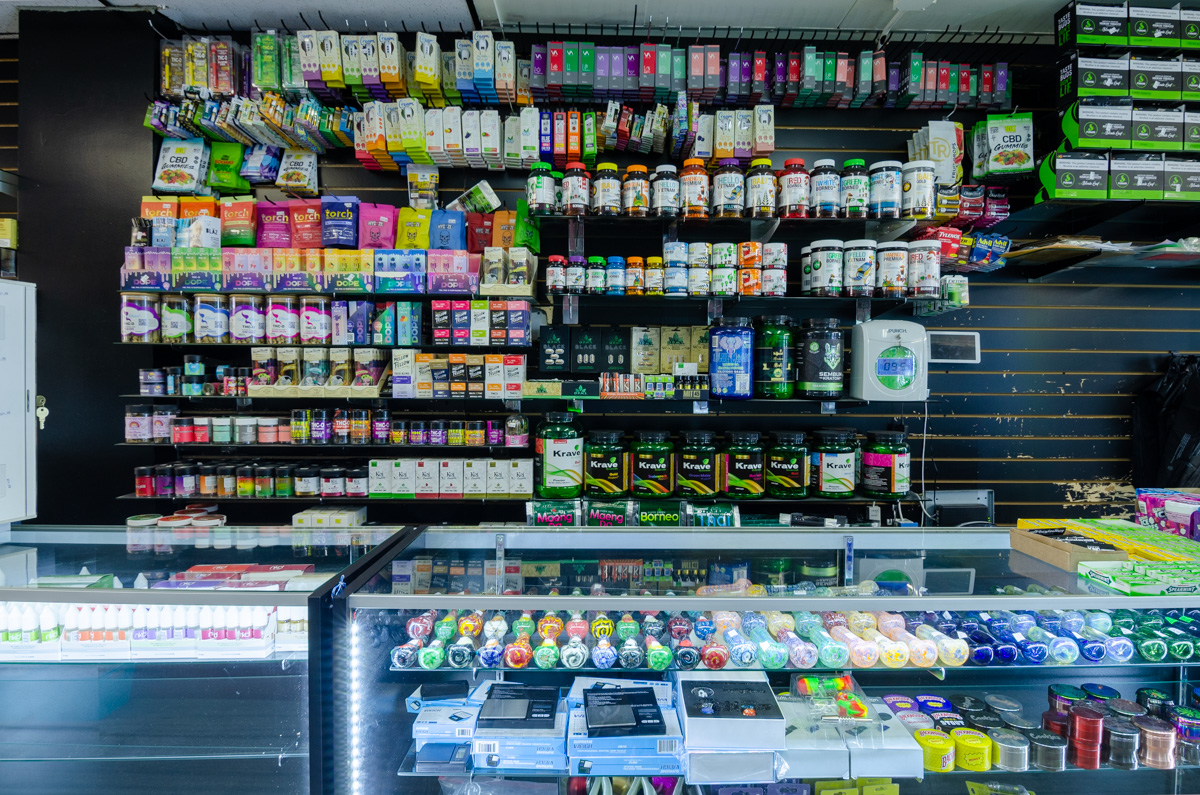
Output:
[
  {"left": 256, "top": 201, "right": 292, "bottom": 247},
  {"left": 1136, "top": 489, "right": 1200, "bottom": 537},
  {"left": 358, "top": 202, "right": 396, "bottom": 249},
  {"left": 288, "top": 199, "right": 323, "bottom": 249}
]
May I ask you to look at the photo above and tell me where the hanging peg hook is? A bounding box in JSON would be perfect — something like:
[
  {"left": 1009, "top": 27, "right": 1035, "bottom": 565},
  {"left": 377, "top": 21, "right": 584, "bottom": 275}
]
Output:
[
  {"left": 226, "top": 19, "right": 235, "bottom": 33},
  {"left": 316, "top": 11, "right": 330, "bottom": 30},
  {"left": 279, "top": 19, "right": 291, "bottom": 34},
  {"left": 734, "top": 26, "right": 744, "bottom": 52},
  {"left": 298, "top": 13, "right": 312, "bottom": 30},
  {"left": 148, "top": 19, "right": 169, "bottom": 40}
]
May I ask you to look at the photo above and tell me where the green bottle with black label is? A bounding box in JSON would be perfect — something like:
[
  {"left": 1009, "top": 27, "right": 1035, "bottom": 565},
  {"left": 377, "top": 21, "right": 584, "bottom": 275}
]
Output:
[
  {"left": 676, "top": 430, "right": 719, "bottom": 498},
  {"left": 584, "top": 430, "right": 628, "bottom": 497},
  {"left": 631, "top": 430, "right": 674, "bottom": 499}
]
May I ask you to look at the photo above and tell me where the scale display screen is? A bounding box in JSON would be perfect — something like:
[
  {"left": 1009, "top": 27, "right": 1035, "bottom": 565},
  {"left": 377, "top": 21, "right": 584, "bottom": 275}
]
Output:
[{"left": 876, "top": 357, "right": 915, "bottom": 377}]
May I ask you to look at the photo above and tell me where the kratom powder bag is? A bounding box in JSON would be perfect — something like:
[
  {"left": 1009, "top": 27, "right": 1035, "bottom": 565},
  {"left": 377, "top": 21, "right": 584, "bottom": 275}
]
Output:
[
  {"left": 358, "top": 203, "right": 397, "bottom": 249},
  {"left": 466, "top": 212, "right": 493, "bottom": 254},
  {"left": 429, "top": 209, "right": 466, "bottom": 250},
  {"left": 491, "top": 210, "right": 515, "bottom": 249},
  {"left": 256, "top": 200, "right": 292, "bottom": 247},
  {"left": 207, "top": 141, "right": 250, "bottom": 191},
  {"left": 395, "top": 207, "right": 432, "bottom": 249},
  {"left": 321, "top": 195, "right": 360, "bottom": 248},
  {"left": 220, "top": 196, "right": 257, "bottom": 246},
  {"left": 288, "top": 199, "right": 322, "bottom": 249}
]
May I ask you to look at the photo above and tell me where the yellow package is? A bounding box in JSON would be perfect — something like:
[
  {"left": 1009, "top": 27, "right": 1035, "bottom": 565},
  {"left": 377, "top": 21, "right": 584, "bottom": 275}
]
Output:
[{"left": 396, "top": 207, "right": 432, "bottom": 249}]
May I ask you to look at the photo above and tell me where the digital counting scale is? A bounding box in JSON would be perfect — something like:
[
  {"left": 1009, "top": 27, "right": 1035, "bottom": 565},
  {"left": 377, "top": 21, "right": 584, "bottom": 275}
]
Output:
[{"left": 850, "top": 321, "right": 980, "bottom": 401}]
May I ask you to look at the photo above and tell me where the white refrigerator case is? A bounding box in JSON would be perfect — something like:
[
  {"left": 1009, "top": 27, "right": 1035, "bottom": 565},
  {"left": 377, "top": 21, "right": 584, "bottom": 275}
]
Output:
[{"left": 0, "top": 281, "right": 35, "bottom": 523}]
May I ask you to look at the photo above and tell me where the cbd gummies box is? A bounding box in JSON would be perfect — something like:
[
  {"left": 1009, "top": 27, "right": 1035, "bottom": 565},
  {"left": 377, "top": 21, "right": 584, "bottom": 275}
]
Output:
[
  {"left": 1164, "top": 156, "right": 1200, "bottom": 200},
  {"left": 1129, "top": 5, "right": 1180, "bottom": 47},
  {"left": 1130, "top": 56, "right": 1182, "bottom": 100},
  {"left": 1051, "top": 151, "right": 1109, "bottom": 199},
  {"left": 1056, "top": 2, "right": 1129, "bottom": 46},
  {"left": 1109, "top": 151, "right": 1164, "bottom": 199},
  {"left": 1133, "top": 104, "right": 1184, "bottom": 150}
]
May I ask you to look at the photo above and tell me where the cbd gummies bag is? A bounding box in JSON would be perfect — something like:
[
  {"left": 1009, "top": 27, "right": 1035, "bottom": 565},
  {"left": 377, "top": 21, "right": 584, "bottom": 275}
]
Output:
[
  {"left": 153, "top": 137, "right": 208, "bottom": 193},
  {"left": 321, "top": 196, "right": 360, "bottom": 248},
  {"left": 276, "top": 149, "right": 318, "bottom": 196},
  {"left": 256, "top": 200, "right": 292, "bottom": 248},
  {"left": 396, "top": 207, "right": 432, "bottom": 249},
  {"left": 288, "top": 199, "right": 322, "bottom": 249},
  {"left": 207, "top": 141, "right": 250, "bottom": 191},
  {"left": 466, "top": 213, "right": 493, "bottom": 253},
  {"left": 429, "top": 209, "right": 466, "bottom": 250},
  {"left": 358, "top": 203, "right": 397, "bottom": 249},
  {"left": 220, "top": 196, "right": 257, "bottom": 247}
]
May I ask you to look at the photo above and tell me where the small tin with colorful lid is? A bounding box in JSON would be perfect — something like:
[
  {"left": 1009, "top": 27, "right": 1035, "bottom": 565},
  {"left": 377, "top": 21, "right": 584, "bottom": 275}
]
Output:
[
  {"left": 984, "top": 694, "right": 1023, "bottom": 714},
  {"left": 915, "top": 729, "right": 956, "bottom": 772},
  {"left": 896, "top": 710, "right": 935, "bottom": 731},
  {"left": 1168, "top": 704, "right": 1200, "bottom": 741},
  {"left": 916, "top": 694, "right": 951, "bottom": 714},
  {"left": 1082, "top": 682, "right": 1121, "bottom": 705},
  {"left": 932, "top": 711, "right": 967, "bottom": 732},
  {"left": 1048, "top": 683, "right": 1087, "bottom": 715},
  {"left": 883, "top": 694, "right": 917, "bottom": 712},
  {"left": 950, "top": 727, "right": 992, "bottom": 771},
  {"left": 950, "top": 694, "right": 988, "bottom": 714}
]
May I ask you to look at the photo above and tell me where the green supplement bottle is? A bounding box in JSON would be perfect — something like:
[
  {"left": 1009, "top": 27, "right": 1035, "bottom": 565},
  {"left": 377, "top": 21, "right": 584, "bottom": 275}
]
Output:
[
  {"left": 860, "top": 430, "right": 911, "bottom": 498},
  {"left": 631, "top": 430, "right": 674, "bottom": 499},
  {"left": 811, "top": 430, "right": 856, "bottom": 499},
  {"left": 584, "top": 430, "right": 628, "bottom": 497},
  {"left": 766, "top": 431, "right": 809, "bottom": 498},
  {"left": 722, "top": 431, "right": 765, "bottom": 500},
  {"left": 754, "top": 315, "right": 795, "bottom": 399},
  {"left": 676, "top": 430, "right": 720, "bottom": 498},
  {"left": 535, "top": 412, "right": 584, "bottom": 498}
]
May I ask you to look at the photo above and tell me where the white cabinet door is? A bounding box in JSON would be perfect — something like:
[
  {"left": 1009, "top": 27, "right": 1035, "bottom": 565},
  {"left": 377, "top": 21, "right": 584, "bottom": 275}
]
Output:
[{"left": 0, "top": 281, "right": 35, "bottom": 522}]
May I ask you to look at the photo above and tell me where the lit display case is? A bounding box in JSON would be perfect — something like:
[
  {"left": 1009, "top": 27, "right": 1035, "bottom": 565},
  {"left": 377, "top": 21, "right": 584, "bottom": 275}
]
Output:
[
  {"left": 0, "top": 523, "right": 395, "bottom": 793},
  {"left": 333, "top": 525, "right": 1200, "bottom": 795}
]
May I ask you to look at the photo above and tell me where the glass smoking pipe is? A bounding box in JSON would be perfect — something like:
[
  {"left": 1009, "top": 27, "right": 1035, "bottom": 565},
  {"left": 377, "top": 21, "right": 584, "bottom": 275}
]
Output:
[
  {"left": 774, "top": 628, "right": 819, "bottom": 668},
  {"left": 646, "top": 637, "right": 673, "bottom": 670},
  {"left": 969, "top": 628, "right": 1016, "bottom": 664},
  {"left": 870, "top": 611, "right": 906, "bottom": 636},
  {"left": 419, "top": 639, "right": 446, "bottom": 669},
  {"left": 956, "top": 629, "right": 993, "bottom": 665},
  {"left": 1118, "top": 626, "right": 1166, "bottom": 662},
  {"left": 673, "top": 638, "right": 700, "bottom": 670},
  {"left": 565, "top": 612, "right": 589, "bottom": 640},
  {"left": 713, "top": 611, "right": 741, "bottom": 635},
  {"left": 537, "top": 611, "right": 564, "bottom": 640},
  {"left": 802, "top": 624, "right": 852, "bottom": 668},
  {"left": 560, "top": 636, "right": 589, "bottom": 669},
  {"left": 434, "top": 611, "right": 459, "bottom": 642},
  {"left": 740, "top": 611, "right": 768, "bottom": 635},
  {"left": 766, "top": 611, "right": 795, "bottom": 636},
  {"left": 590, "top": 612, "right": 615, "bottom": 640},
  {"left": 878, "top": 625, "right": 938, "bottom": 667},
  {"left": 991, "top": 626, "right": 1048, "bottom": 664},
  {"left": 641, "top": 613, "right": 666, "bottom": 640},
  {"left": 847, "top": 611, "right": 878, "bottom": 635},
  {"left": 829, "top": 625, "right": 880, "bottom": 668},
  {"left": 533, "top": 636, "right": 560, "bottom": 669},
  {"left": 722, "top": 628, "right": 758, "bottom": 667},
  {"left": 457, "top": 610, "right": 484, "bottom": 638},
  {"left": 793, "top": 611, "right": 825, "bottom": 636},
  {"left": 504, "top": 634, "right": 533, "bottom": 668},
  {"left": 1026, "top": 625, "right": 1079, "bottom": 664},
  {"left": 693, "top": 613, "right": 715, "bottom": 640},
  {"left": 591, "top": 637, "right": 617, "bottom": 669},
  {"left": 483, "top": 612, "right": 509, "bottom": 642},
  {"left": 390, "top": 638, "right": 423, "bottom": 668},
  {"left": 476, "top": 638, "right": 504, "bottom": 668},
  {"left": 406, "top": 609, "right": 437, "bottom": 640},
  {"left": 1083, "top": 610, "right": 1113, "bottom": 632},
  {"left": 667, "top": 612, "right": 693, "bottom": 640},
  {"left": 1062, "top": 628, "right": 1106, "bottom": 662},
  {"left": 748, "top": 626, "right": 790, "bottom": 669},
  {"left": 701, "top": 638, "right": 730, "bottom": 669},
  {"left": 913, "top": 624, "right": 969, "bottom": 666},
  {"left": 447, "top": 636, "right": 476, "bottom": 668},
  {"left": 863, "top": 627, "right": 909, "bottom": 668},
  {"left": 618, "top": 637, "right": 645, "bottom": 668},
  {"left": 615, "top": 613, "right": 641, "bottom": 642},
  {"left": 1149, "top": 626, "right": 1194, "bottom": 661},
  {"left": 512, "top": 611, "right": 536, "bottom": 638},
  {"left": 820, "top": 611, "right": 848, "bottom": 630}
]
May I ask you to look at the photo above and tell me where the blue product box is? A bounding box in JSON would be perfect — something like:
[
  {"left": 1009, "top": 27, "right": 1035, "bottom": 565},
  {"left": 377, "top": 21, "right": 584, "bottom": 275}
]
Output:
[
  {"left": 411, "top": 706, "right": 479, "bottom": 741},
  {"left": 470, "top": 753, "right": 567, "bottom": 773},
  {"left": 348, "top": 300, "right": 374, "bottom": 344},
  {"left": 405, "top": 685, "right": 472, "bottom": 714},
  {"left": 566, "top": 678, "right": 675, "bottom": 709},
  {"left": 395, "top": 301, "right": 422, "bottom": 346},
  {"left": 568, "top": 755, "right": 686, "bottom": 777},
  {"left": 567, "top": 707, "right": 682, "bottom": 757}
]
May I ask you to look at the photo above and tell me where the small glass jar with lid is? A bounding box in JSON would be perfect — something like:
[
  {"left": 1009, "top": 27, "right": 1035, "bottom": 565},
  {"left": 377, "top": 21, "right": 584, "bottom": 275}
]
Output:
[
  {"left": 650, "top": 165, "right": 680, "bottom": 217},
  {"left": 811, "top": 430, "right": 856, "bottom": 499},
  {"left": 526, "top": 162, "right": 557, "bottom": 215},
  {"left": 631, "top": 430, "right": 674, "bottom": 499},
  {"left": 722, "top": 431, "right": 765, "bottom": 500},
  {"left": 861, "top": 431, "right": 911, "bottom": 499},
  {"left": 711, "top": 159, "right": 745, "bottom": 218},
  {"left": 562, "top": 161, "right": 591, "bottom": 216},
  {"left": 622, "top": 165, "right": 650, "bottom": 216},
  {"left": 767, "top": 431, "right": 809, "bottom": 498},
  {"left": 680, "top": 158, "right": 710, "bottom": 219},
  {"left": 120, "top": 293, "right": 161, "bottom": 343},
  {"left": 745, "top": 158, "right": 778, "bottom": 219},
  {"left": 193, "top": 293, "right": 228, "bottom": 344},
  {"left": 778, "top": 159, "right": 810, "bottom": 218},
  {"left": 591, "top": 163, "right": 621, "bottom": 215}
]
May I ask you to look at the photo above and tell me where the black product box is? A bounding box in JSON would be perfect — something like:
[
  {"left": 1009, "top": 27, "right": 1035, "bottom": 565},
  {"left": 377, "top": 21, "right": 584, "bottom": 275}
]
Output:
[
  {"left": 1133, "top": 104, "right": 1184, "bottom": 150},
  {"left": 1056, "top": 2, "right": 1129, "bottom": 47},
  {"left": 562, "top": 559, "right": 601, "bottom": 589},
  {"left": 1130, "top": 56, "right": 1182, "bottom": 100},
  {"left": 466, "top": 556, "right": 485, "bottom": 592},
  {"left": 1059, "top": 52, "right": 1130, "bottom": 104},
  {"left": 539, "top": 325, "right": 569, "bottom": 373},
  {"left": 1070, "top": 97, "right": 1134, "bottom": 148},
  {"left": 466, "top": 355, "right": 485, "bottom": 399},
  {"left": 431, "top": 302, "right": 451, "bottom": 345},
  {"left": 601, "top": 327, "right": 629, "bottom": 373},
  {"left": 562, "top": 380, "right": 601, "bottom": 398},
  {"left": 448, "top": 557, "right": 466, "bottom": 593},
  {"left": 583, "top": 688, "right": 667, "bottom": 738},
  {"left": 1051, "top": 151, "right": 1110, "bottom": 199},
  {"left": 1110, "top": 151, "right": 1164, "bottom": 199},
  {"left": 570, "top": 326, "right": 601, "bottom": 373},
  {"left": 429, "top": 555, "right": 450, "bottom": 593},
  {"left": 521, "top": 560, "right": 565, "bottom": 592},
  {"left": 477, "top": 684, "right": 561, "bottom": 730}
]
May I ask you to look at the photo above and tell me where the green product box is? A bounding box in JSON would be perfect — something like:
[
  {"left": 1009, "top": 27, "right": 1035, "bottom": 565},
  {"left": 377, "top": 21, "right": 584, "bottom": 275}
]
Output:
[
  {"left": 579, "top": 42, "right": 594, "bottom": 95},
  {"left": 584, "top": 500, "right": 636, "bottom": 527},
  {"left": 1183, "top": 58, "right": 1200, "bottom": 99},
  {"left": 1163, "top": 156, "right": 1200, "bottom": 200},
  {"left": 1129, "top": 5, "right": 1180, "bottom": 47},
  {"left": 1051, "top": 150, "right": 1110, "bottom": 198},
  {"left": 1130, "top": 56, "right": 1182, "bottom": 99},
  {"left": 1056, "top": 2, "right": 1129, "bottom": 46},
  {"left": 1185, "top": 111, "right": 1200, "bottom": 150},
  {"left": 637, "top": 500, "right": 688, "bottom": 527},
  {"left": 1068, "top": 98, "right": 1134, "bottom": 148},
  {"left": 1184, "top": 9, "right": 1200, "bottom": 47},
  {"left": 1132, "top": 105, "right": 1184, "bottom": 150},
  {"left": 1110, "top": 151, "right": 1164, "bottom": 198},
  {"left": 1059, "top": 52, "right": 1130, "bottom": 102}
]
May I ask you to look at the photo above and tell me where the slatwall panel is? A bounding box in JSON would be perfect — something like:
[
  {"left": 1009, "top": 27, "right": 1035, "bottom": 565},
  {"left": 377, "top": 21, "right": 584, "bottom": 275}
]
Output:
[{"left": 0, "top": 37, "right": 16, "bottom": 218}]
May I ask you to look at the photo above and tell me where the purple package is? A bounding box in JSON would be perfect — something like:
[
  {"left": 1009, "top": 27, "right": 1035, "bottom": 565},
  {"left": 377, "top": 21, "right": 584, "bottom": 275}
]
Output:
[
  {"left": 358, "top": 202, "right": 396, "bottom": 249},
  {"left": 321, "top": 195, "right": 359, "bottom": 248},
  {"left": 348, "top": 300, "right": 374, "bottom": 344},
  {"left": 256, "top": 201, "right": 292, "bottom": 248}
]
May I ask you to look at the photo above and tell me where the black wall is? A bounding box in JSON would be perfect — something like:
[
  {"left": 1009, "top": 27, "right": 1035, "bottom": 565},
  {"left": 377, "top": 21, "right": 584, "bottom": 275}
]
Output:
[{"left": 16, "top": 10, "right": 1193, "bottom": 527}]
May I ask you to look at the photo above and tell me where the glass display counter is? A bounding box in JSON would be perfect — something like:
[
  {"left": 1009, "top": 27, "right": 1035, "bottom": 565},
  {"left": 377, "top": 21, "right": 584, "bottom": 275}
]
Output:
[
  {"left": 0, "top": 523, "right": 397, "bottom": 794},
  {"left": 333, "top": 525, "right": 1200, "bottom": 795}
]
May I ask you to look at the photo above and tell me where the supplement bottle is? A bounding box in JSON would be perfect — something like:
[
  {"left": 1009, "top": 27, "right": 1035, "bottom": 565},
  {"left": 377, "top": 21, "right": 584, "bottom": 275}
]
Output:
[
  {"left": 644, "top": 257, "right": 665, "bottom": 296},
  {"left": 584, "top": 429, "right": 628, "bottom": 497},
  {"left": 625, "top": 256, "right": 645, "bottom": 296},
  {"left": 907, "top": 239, "right": 941, "bottom": 298},
  {"left": 680, "top": 158, "right": 710, "bottom": 219},
  {"left": 723, "top": 431, "right": 765, "bottom": 500},
  {"left": 861, "top": 431, "right": 911, "bottom": 499},
  {"left": 535, "top": 412, "right": 583, "bottom": 498},
  {"left": 712, "top": 159, "right": 745, "bottom": 218},
  {"left": 591, "top": 162, "right": 621, "bottom": 216},
  {"left": 810, "top": 159, "right": 841, "bottom": 218},
  {"left": 800, "top": 246, "right": 812, "bottom": 295},
  {"left": 650, "top": 164, "right": 680, "bottom": 217},
  {"left": 562, "top": 161, "right": 591, "bottom": 216},
  {"left": 631, "top": 430, "right": 675, "bottom": 499},
  {"left": 778, "top": 159, "right": 810, "bottom": 218},
  {"left": 746, "top": 158, "right": 778, "bottom": 219},
  {"left": 754, "top": 315, "right": 795, "bottom": 399},
  {"left": 869, "top": 160, "right": 903, "bottom": 219},
  {"left": 875, "top": 242, "right": 909, "bottom": 298},
  {"left": 811, "top": 430, "right": 856, "bottom": 499},
  {"left": 709, "top": 316, "right": 755, "bottom": 400},
  {"left": 527, "top": 162, "right": 557, "bottom": 215},
  {"left": 839, "top": 159, "right": 870, "bottom": 219},
  {"left": 605, "top": 257, "right": 626, "bottom": 295},
  {"left": 767, "top": 431, "right": 809, "bottom": 498},
  {"left": 902, "top": 160, "right": 936, "bottom": 220},
  {"left": 807, "top": 239, "right": 844, "bottom": 297},
  {"left": 676, "top": 430, "right": 720, "bottom": 498},
  {"left": 797, "top": 318, "right": 844, "bottom": 399},
  {"left": 565, "top": 256, "right": 586, "bottom": 294},
  {"left": 546, "top": 255, "right": 567, "bottom": 295},
  {"left": 585, "top": 256, "right": 607, "bottom": 295},
  {"left": 842, "top": 239, "right": 877, "bottom": 297},
  {"left": 551, "top": 171, "right": 564, "bottom": 214},
  {"left": 621, "top": 165, "right": 650, "bottom": 217}
]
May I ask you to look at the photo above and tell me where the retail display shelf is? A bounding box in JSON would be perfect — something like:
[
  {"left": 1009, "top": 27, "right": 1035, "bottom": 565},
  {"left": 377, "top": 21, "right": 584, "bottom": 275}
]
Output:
[
  {"left": 116, "top": 494, "right": 912, "bottom": 505},
  {"left": 116, "top": 442, "right": 514, "bottom": 452},
  {"left": 989, "top": 199, "right": 1200, "bottom": 244},
  {"left": 116, "top": 395, "right": 876, "bottom": 412},
  {"left": 535, "top": 214, "right": 924, "bottom": 244},
  {"left": 115, "top": 342, "right": 534, "bottom": 351},
  {"left": 115, "top": 493, "right": 528, "bottom": 503}
]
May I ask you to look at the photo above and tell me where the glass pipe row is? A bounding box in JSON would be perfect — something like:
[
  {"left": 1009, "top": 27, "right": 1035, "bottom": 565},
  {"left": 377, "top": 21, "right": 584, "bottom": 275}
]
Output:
[{"left": 385, "top": 607, "right": 1200, "bottom": 671}]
